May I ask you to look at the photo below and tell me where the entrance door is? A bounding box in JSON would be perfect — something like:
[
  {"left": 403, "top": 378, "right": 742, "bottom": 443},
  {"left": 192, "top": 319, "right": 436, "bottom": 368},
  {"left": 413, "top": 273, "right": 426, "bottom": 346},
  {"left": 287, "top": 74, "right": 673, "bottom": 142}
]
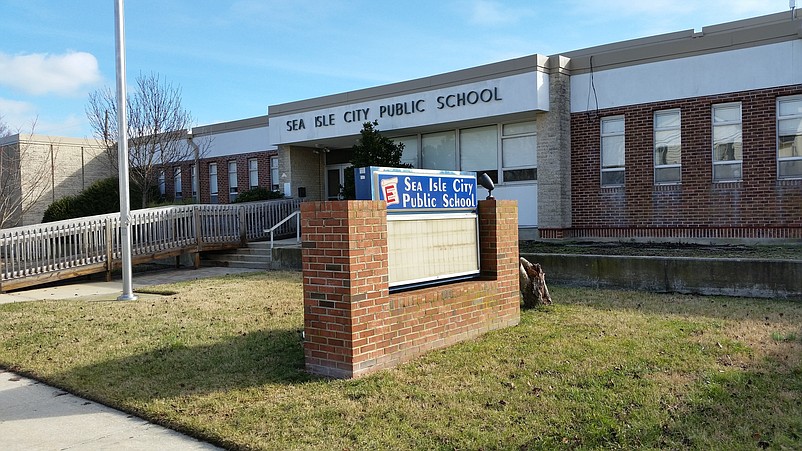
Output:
[{"left": 325, "top": 164, "right": 350, "bottom": 200}]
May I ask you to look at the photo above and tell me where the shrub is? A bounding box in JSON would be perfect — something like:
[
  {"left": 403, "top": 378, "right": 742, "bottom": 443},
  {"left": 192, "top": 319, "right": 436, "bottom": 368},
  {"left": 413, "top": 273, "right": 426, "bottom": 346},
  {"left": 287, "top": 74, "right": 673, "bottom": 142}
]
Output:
[
  {"left": 41, "top": 177, "right": 158, "bottom": 222},
  {"left": 233, "top": 187, "right": 283, "bottom": 203},
  {"left": 42, "top": 196, "right": 76, "bottom": 222}
]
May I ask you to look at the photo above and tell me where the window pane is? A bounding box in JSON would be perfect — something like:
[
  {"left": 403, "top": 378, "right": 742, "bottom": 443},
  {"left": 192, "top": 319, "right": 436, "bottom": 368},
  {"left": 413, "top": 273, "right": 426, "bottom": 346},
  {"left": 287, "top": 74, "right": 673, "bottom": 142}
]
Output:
[
  {"left": 779, "top": 98, "right": 802, "bottom": 117},
  {"left": 779, "top": 160, "right": 802, "bottom": 178},
  {"left": 601, "top": 170, "right": 624, "bottom": 186},
  {"left": 327, "top": 169, "right": 341, "bottom": 200},
  {"left": 270, "top": 157, "right": 279, "bottom": 190},
  {"left": 779, "top": 118, "right": 802, "bottom": 136},
  {"left": 421, "top": 131, "right": 456, "bottom": 170},
  {"left": 460, "top": 126, "right": 497, "bottom": 177},
  {"left": 713, "top": 104, "right": 740, "bottom": 123},
  {"left": 174, "top": 167, "right": 182, "bottom": 197},
  {"left": 228, "top": 161, "right": 238, "bottom": 194},
  {"left": 714, "top": 142, "right": 743, "bottom": 162},
  {"left": 779, "top": 135, "right": 802, "bottom": 158},
  {"left": 502, "top": 135, "right": 536, "bottom": 168},
  {"left": 395, "top": 136, "right": 419, "bottom": 168},
  {"left": 602, "top": 135, "right": 625, "bottom": 167},
  {"left": 655, "top": 167, "right": 681, "bottom": 184},
  {"left": 601, "top": 117, "right": 624, "bottom": 134},
  {"left": 713, "top": 162, "right": 742, "bottom": 181},
  {"left": 503, "top": 168, "right": 536, "bottom": 182},
  {"left": 248, "top": 159, "right": 258, "bottom": 189},
  {"left": 502, "top": 121, "right": 536, "bottom": 136},
  {"left": 713, "top": 123, "right": 742, "bottom": 146},
  {"left": 158, "top": 171, "right": 165, "bottom": 195},
  {"left": 654, "top": 130, "right": 681, "bottom": 165},
  {"left": 655, "top": 111, "right": 680, "bottom": 129}
]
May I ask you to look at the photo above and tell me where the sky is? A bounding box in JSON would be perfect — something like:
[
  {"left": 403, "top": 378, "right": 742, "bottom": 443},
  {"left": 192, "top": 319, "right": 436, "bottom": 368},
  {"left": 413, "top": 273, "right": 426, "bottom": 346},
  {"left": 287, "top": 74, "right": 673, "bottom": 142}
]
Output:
[{"left": 0, "top": 0, "right": 793, "bottom": 138}]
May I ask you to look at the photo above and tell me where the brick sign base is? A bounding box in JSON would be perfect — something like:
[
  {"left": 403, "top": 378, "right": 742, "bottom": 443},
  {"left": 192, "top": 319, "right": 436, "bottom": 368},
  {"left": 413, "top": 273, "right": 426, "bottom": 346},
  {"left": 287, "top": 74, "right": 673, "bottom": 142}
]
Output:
[{"left": 301, "top": 199, "right": 520, "bottom": 378}]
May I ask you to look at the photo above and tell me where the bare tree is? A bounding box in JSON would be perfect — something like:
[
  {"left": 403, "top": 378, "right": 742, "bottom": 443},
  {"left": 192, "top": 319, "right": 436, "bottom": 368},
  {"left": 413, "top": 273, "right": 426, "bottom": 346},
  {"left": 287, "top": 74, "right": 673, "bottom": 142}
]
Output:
[
  {"left": 0, "top": 114, "right": 9, "bottom": 139},
  {"left": 87, "top": 72, "right": 207, "bottom": 208},
  {"left": 0, "top": 118, "right": 57, "bottom": 228}
]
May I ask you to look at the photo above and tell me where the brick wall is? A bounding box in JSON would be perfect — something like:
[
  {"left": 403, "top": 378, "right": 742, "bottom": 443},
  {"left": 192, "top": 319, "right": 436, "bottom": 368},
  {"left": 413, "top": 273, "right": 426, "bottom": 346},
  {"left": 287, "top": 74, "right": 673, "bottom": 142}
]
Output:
[
  {"left": 301, "top": 199, "right": 520, "bottom": 379},
  {"left": 565, "top": 84, "right": 802, "bottom": 240},
  {"left": 165, "top": 150, "right": 278, "bottom": 204}
]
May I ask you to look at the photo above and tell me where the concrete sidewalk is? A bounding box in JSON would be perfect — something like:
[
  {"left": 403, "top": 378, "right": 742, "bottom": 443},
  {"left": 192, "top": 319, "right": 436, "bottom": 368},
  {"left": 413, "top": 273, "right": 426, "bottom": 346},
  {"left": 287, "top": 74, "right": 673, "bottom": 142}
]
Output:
[
  {"left": 0, "top": 370, "right": 222, "bottom": 450},
  {"left": 0, "top": 266, "right": 260, "bottom": 304},
  {"left": 0, "top": 266, "right": 263, "bottom": 450}
]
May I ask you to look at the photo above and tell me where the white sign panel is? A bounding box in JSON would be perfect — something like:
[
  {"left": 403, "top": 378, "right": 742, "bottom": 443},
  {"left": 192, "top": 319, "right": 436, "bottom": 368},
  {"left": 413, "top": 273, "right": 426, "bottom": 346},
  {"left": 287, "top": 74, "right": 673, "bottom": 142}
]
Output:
[
  {"left": 387, "top": 213, "right": 480, "bottom": 288},
  {"left": 270, "top": 71, "right": 548, "bottom": 145}
]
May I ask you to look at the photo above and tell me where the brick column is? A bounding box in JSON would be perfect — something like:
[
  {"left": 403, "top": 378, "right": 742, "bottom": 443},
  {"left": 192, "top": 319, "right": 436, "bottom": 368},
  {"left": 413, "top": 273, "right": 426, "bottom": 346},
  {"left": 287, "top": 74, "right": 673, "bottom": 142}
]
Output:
[
  {"left": 479, "top": 199, "right": 520, "bottom": 283},
  {"left": 301, "top": 200, "right": 389, "bottom": 378}
]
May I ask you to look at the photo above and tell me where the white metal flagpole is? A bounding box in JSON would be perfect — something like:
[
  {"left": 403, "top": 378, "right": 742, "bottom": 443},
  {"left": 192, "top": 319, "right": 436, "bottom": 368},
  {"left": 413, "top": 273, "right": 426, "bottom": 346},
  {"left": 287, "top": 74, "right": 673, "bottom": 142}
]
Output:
[{"left": 114, "top": 0, "right": 137, "bottom": 301}]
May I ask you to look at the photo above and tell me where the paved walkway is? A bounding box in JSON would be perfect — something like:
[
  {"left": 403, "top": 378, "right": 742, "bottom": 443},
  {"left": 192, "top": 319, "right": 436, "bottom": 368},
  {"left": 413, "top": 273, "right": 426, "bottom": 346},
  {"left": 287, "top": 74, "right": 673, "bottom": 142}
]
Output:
[
  {"left": 0, "top": 267, "right": 259, "bottom": 304},
  {"left": 0, "top": 266, "right": 261, "bottom": 450}
]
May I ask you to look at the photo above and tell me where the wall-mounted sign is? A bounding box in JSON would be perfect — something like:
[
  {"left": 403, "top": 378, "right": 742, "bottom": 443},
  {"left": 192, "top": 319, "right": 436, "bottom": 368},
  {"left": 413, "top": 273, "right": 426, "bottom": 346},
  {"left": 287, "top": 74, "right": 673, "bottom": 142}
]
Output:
[
  {"left": 355, "top": 166, "right": 478, "bottom": 213},
  {"left": 269, "top": 71, "right": 548, "bottom": 145}
]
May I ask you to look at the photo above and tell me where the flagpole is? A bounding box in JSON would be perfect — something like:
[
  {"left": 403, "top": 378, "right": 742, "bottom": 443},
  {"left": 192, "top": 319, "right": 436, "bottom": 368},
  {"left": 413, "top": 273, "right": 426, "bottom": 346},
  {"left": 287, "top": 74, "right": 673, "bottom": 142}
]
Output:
[{"left": 115, "top": 0, "right": 137, "bottom": 301}]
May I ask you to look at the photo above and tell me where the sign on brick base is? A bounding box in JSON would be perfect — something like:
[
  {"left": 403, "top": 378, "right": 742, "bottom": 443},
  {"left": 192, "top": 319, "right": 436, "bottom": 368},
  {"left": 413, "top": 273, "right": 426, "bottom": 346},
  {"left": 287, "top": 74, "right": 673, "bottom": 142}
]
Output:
[{"left": 301, "top": 199, "right": 520, "bottom": 379}]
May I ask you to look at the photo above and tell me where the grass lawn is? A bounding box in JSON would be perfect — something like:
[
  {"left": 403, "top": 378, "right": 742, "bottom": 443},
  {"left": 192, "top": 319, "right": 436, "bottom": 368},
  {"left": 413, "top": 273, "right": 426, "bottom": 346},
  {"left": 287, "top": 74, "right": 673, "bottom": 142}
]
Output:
[{"left": 1, "top": 270, "right": 801, "bottom": 450}]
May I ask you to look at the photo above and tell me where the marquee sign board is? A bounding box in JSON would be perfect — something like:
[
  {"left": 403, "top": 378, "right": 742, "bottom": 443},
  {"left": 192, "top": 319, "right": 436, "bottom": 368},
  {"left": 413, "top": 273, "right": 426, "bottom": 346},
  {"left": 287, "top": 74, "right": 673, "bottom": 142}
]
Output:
[
  {"left": 354, "top": 166, "right": 480, "bottom": 289},
  {"left": 354, "top": 167, "right": 478, "bottom": 213}
]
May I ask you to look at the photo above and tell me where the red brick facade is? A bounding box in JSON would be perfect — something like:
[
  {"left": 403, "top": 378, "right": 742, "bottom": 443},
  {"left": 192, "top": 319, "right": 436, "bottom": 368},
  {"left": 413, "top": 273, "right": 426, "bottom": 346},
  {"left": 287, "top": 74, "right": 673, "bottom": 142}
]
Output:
[
  {"left": 163, "top": 150, "right": 278, "bottom": 204},
  {"left": 562, "top": 84, "right": 802, "bottom": 240},
  {"left": 301, "top": 199, "right": 520, "bottom": 379}
]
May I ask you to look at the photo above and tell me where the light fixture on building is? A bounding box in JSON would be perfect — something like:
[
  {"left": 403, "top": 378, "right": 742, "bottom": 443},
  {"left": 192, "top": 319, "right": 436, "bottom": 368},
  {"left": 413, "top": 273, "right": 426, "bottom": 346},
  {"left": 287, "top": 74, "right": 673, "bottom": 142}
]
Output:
[{"left": 477, "top": 172, "right": 495, "bottom": 200}]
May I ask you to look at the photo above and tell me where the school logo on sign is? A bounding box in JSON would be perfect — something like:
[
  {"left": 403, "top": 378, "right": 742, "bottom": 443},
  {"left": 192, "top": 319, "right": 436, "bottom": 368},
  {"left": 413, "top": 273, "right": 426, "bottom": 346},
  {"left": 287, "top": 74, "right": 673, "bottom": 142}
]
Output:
[{"left": 355, "top": 167, "right": 477, "bottom": 213}]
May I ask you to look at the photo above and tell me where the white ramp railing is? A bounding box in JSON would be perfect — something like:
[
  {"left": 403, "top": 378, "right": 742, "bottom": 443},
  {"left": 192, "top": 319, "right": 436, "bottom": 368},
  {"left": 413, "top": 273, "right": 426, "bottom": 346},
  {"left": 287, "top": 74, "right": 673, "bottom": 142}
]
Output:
[{"left": 0, "top": 198, "right": 301, "bottom": 291}]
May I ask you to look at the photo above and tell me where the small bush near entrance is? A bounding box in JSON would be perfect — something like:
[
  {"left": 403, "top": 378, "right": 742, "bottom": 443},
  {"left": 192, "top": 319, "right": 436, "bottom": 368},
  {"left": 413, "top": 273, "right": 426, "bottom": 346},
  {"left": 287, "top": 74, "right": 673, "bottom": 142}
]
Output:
[
  {"left": 0, "top": 272, "right": 800, "bottom": 450},
  {"left": 232, "top": 187, "right": 283, "bottom": 203}
]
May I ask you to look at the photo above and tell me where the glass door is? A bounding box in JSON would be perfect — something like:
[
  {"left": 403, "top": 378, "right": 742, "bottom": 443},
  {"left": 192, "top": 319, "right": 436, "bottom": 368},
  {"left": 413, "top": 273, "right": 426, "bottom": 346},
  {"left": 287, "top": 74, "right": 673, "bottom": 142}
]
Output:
[{"left": 325, "top": 164, "right": 350, "bottom": 200}]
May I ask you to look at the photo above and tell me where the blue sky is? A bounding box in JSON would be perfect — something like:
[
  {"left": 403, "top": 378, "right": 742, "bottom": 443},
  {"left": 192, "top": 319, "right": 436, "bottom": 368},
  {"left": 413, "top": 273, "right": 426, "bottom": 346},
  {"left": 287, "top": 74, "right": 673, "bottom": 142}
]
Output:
[{"left": 0, "top": 0, "right": 792, "bottom": 138}]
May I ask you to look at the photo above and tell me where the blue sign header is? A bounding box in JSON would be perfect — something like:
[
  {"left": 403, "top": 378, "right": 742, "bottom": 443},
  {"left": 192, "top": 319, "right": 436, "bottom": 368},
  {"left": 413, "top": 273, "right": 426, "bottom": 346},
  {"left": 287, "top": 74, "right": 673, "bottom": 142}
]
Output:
[{"left": 354, "top": 167, "right": 478, "bottom": 212}]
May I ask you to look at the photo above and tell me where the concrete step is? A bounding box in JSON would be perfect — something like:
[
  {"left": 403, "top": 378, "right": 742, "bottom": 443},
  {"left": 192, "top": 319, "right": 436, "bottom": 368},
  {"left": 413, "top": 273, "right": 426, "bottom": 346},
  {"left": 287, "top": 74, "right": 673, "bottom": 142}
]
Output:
[
  {"left": 226, "top": 260, "right": 272, "bottom": 270},
  {"left": 200, "top": 242, "right": 301, "bottom": 270}
]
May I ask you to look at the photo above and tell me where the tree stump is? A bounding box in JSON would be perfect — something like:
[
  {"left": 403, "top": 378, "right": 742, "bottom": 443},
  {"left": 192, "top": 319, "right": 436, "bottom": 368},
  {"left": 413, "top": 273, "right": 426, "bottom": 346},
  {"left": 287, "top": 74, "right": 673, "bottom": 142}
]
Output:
[{"left": 519, "top": 257, "right": 552, "bottom": 308}]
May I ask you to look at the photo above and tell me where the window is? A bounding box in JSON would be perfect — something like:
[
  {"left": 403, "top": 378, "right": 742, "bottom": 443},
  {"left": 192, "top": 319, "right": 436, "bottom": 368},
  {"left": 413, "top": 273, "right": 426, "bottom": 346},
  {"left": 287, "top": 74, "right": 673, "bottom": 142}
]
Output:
[
  {"left": 712, "top": 102, "right": 742, "bottom": 181},
  {"left": 654, "top": 109, "right": 681, "bottom": 184},
  {"left": 228, "top": 161, "right": 238, "bottom": 202},
  {"left": 270, "top": 157, "right": 280, "bottom": 191},
  {"left": 209, "top": 163, "right": 218, "bottom": 204},
  {"left": 248, "top": 158, "right": 259, "bottom": 189},
  {"left": 460, "top": 125, "right": 498, "bottom": 182},
  {"left": 396, "top": 136, "right": 419, "bottom": 168},
  {"left": 190, "top": 164, "right": 197, "bottom": 200},
  {"left": 174, "top": 166, "right": 182, "bottom": 199},
  {"left": 778, "top": 95, "right": 802, "bottom": 179},
  {"left": 601, "top": 116, "right": 625, "bottom": 186},
  {"left": 501, "top": 121, "right": 537, "bottom": 182},
  {"left": 422, "top": 131, "right": 456, "bottom": 170},
  {"left": 158, "top": 170, "right": 165, "bottom": 196}
]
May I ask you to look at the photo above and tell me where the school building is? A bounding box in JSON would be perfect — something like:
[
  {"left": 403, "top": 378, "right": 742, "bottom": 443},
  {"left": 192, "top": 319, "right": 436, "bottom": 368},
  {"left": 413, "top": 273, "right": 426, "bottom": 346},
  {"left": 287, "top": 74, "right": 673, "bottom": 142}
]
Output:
[{"left": 5, "top": 10, "right": 800, "bottom": 242}]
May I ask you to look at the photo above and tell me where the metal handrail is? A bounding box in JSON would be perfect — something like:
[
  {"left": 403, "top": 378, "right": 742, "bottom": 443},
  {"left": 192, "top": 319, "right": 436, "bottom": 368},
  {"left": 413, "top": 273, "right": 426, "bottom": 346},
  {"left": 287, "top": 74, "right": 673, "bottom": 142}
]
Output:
[{"left": 266, "top": 210, "right": 300, "bottom": 249}]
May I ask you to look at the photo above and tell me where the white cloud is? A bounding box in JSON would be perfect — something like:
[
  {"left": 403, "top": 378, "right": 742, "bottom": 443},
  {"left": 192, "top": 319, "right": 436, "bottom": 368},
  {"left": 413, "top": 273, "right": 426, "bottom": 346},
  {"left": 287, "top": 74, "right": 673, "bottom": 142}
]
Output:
[
  {"left": 0, "top": 98, "right": 36, "bottom": 133},
  {"left": 0, "top": 51, "right": 101, "bottom": 96}
]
